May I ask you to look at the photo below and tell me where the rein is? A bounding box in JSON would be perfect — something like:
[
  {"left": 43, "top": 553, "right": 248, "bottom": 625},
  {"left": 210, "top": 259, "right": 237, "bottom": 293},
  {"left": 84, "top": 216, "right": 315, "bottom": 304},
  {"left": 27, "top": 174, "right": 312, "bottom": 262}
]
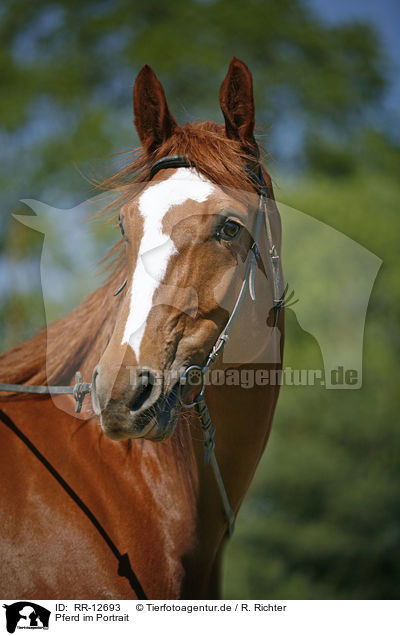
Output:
[
  {"left": 0, "top": 372, "right": 91, "bottom": 413},
  {"left": 0, "top": 155, "right": 282, "bottom": 538}
]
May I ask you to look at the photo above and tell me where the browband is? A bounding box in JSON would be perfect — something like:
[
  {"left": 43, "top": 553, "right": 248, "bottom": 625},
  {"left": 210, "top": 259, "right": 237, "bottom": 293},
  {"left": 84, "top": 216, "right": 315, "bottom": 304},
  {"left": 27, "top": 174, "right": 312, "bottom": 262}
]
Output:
[
  {"left": 148, "top": 154, "right": 270, "bottom": 199},
  {"left": 149, "top": 155, "right": 194, "bottom": 180}
]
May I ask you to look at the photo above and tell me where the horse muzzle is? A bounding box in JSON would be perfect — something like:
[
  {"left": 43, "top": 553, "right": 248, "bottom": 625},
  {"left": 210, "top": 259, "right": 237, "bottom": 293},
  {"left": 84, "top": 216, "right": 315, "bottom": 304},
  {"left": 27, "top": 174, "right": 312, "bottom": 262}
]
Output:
[{"left": 91, "top": 366, "right": 180, "bottom": 441}]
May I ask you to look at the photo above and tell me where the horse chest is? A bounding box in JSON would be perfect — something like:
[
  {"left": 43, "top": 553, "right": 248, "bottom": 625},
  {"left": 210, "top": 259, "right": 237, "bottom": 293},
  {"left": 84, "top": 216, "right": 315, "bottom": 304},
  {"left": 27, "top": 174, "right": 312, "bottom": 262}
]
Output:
[{"left": 0, "top": 401, "right": 199, "bottom": 599}]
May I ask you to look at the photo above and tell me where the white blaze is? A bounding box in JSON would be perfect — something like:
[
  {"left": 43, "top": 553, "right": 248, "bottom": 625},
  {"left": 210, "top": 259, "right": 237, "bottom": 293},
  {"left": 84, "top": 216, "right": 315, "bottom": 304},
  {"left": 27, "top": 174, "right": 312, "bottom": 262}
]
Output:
[{"left": 122, "top": 168, "right": 214, "bottom": 359}]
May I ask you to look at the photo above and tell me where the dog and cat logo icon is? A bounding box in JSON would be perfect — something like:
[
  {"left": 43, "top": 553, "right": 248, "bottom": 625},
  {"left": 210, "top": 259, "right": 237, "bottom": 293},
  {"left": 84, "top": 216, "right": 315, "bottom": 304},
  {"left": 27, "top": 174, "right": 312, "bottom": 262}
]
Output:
[{"left": 2, "top": 602, "right": 50, "bottom": 633}]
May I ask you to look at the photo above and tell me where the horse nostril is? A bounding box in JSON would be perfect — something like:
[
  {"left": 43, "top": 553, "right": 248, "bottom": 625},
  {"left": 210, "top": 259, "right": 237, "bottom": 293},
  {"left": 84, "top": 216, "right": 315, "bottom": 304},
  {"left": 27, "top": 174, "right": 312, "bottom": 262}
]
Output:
[{"left": 128, "top": 370, "right": 156, "bottom": 412}]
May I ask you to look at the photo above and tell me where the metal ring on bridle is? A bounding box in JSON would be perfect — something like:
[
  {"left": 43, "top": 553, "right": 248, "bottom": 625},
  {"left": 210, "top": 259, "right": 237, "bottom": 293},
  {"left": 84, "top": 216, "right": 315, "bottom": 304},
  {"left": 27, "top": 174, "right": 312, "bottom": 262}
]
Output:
[{"left": 178, "top": 365, "right": 206, "bottom": 407}]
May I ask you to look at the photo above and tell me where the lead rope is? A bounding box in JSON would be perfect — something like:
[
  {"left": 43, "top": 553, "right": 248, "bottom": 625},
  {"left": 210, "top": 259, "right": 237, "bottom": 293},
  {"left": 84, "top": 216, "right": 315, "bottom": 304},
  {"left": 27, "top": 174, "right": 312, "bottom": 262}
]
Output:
[{"left": 195, "top": 398, "right": 236, "bottom": 536}]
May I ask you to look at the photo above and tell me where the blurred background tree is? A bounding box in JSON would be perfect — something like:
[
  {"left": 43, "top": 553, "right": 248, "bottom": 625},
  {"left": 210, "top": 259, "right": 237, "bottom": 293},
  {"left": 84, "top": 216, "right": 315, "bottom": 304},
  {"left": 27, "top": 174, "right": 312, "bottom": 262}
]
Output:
[{"left": 1, "top": 0, "right": 399, "bottom": 599}]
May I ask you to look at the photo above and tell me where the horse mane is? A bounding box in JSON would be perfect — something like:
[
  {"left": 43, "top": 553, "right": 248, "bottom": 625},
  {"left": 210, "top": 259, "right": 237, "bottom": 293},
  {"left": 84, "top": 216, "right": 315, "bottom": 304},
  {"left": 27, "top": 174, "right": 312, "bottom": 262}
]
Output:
[{"left": 0, "top": 121, "right": 274, "bottom": 396}]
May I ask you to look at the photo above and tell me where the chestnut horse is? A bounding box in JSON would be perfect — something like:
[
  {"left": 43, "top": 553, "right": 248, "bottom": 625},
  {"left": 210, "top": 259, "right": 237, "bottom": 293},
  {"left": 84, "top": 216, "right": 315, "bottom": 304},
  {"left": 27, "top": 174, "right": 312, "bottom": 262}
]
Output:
[{"left": 0, "top": 58, "right": 283, "bottom": 599}]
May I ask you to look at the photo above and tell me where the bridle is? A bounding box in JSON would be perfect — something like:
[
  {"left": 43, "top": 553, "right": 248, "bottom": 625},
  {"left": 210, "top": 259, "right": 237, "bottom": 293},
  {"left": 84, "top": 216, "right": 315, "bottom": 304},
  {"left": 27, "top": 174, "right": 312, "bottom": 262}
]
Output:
[
  {"left": 150, "top": 156, "right": 283, "bottom": 535},
  {"left": 176, "top": 156, "right": 283, "bottom": 408},
  {"left": 0, "top": 154, "right": 283, "bottom": 537}
]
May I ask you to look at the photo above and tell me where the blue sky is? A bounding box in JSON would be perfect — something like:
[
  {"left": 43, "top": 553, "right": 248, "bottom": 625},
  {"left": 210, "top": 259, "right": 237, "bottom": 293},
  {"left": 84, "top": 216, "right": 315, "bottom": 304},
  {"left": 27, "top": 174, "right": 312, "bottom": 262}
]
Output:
[{"left": 308, "top": 0, "right": 400, "bottom": 110}]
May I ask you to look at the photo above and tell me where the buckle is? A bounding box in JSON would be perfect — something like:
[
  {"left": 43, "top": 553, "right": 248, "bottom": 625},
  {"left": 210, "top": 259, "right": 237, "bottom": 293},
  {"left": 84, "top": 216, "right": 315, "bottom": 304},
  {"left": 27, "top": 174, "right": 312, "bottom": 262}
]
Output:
[{"left": 178, "top": 365, "right": 206, "bottom": 407}]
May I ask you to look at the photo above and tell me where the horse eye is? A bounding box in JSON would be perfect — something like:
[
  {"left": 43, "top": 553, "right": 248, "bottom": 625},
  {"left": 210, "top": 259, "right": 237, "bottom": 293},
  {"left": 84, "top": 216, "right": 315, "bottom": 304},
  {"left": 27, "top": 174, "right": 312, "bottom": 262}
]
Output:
[
  {"left": 219, "top": 219, "right": 242, "bottom": 240},
  {"left": 118, "top": 215, "right": 126, "bottom": 238}
]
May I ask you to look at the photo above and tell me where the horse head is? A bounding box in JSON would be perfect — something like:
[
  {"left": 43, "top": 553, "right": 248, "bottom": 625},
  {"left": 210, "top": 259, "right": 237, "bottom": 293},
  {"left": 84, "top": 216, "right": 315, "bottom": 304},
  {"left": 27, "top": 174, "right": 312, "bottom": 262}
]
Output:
[{"left": 91, "top": 59, "right": 281, "bottom": 441}]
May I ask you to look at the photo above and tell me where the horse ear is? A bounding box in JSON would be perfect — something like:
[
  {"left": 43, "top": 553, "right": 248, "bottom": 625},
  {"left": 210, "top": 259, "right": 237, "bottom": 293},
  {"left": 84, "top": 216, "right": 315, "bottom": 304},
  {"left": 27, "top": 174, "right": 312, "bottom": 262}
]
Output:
[
  {"left": 219, "top": 58, "right": 257, "bottom": 155},
  {"left": 133, "top": 65, "right": 179, "bottom": 154}
]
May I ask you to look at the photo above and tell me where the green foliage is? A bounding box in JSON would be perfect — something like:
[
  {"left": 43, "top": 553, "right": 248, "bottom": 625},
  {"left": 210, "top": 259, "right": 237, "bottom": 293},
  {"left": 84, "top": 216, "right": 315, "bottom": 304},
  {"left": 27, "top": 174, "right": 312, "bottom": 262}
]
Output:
[
  {"left": 0, "top": 0, "right": 388, "bottom": 196},
  {"left": 306, "top": 129, "right": 400, "bottom": 178},
  {"left": 223, "top": 170, "right": 400, "bottom": 599}
]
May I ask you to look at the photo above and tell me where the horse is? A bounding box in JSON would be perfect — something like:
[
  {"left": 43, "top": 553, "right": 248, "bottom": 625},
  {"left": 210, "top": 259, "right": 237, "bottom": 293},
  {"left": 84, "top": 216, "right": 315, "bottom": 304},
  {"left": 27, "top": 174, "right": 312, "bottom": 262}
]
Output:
[{"left": 0, "top": 58, "right": 284, "bottom": 599}]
